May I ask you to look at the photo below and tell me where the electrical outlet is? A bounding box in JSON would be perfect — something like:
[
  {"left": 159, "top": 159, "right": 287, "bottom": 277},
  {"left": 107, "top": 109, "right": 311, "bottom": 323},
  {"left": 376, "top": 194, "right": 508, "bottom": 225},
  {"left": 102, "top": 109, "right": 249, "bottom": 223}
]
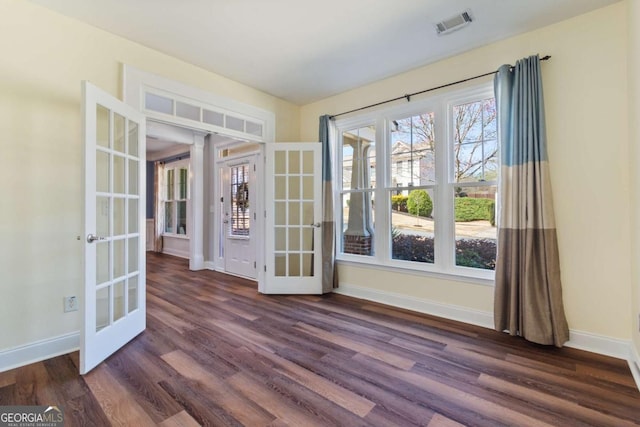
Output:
[{"left": 64, "top": 296, "right": 78, "bottom": 313}]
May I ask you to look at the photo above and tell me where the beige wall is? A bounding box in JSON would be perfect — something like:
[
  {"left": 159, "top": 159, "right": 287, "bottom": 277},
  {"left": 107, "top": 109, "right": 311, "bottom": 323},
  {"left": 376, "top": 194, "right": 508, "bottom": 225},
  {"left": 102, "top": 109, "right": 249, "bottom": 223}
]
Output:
[
  {"left": 301, "top": 3, "right": 631, "bottom": 340},
  {"left": 0, "top": 0, "right": 299, "bottom": 351},
  {"left": 628, "top": 0, "right": 640, "bottom": 357}
]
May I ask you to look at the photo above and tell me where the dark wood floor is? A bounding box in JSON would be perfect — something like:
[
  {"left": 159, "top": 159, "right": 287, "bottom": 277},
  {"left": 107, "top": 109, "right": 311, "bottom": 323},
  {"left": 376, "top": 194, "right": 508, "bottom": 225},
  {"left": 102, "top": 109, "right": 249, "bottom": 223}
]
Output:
[{"left": 1, "top": 252, "right": 639, "bottom": 426}]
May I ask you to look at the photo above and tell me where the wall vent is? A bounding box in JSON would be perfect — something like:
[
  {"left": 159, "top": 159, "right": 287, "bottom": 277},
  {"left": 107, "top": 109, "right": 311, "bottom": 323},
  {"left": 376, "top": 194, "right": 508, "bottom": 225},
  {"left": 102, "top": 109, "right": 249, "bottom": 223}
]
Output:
[{"left": 435, "top": 10, "right": 473, "bottom": 36}]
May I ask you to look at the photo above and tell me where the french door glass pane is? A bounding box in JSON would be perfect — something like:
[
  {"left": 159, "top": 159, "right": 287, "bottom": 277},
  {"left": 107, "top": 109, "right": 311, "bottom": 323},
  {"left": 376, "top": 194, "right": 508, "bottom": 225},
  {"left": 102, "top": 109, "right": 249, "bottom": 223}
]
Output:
[
  {"left": 96, "top": 105, "right": 110, "bottom": 148},
  {"left": 113, "top": 198, "right": 125, "bottom": 236},
  {"left": 114, "top": 113, "right": 125, "bottom": 153},
  {"left": 96, "top": 197, "right": 109, "bottom": 237},
  {"left": 96, "top": 286, "right": 110, "bottom": 332},
  {"left": 96, "top": 242, "right": 109, "bottom": 284},
  {"left": 113, "top": 155, "right": 125, "bottom": 194},
  {"left": 128, "top": 121, "right": 139, "bottom": 156},
  {"left": 113, "top": 239, "right": 125, "bottom": 279},
  {"left": 113, "top": 281, "right": 125, "bottom": 322},
  {"left": 128, "top": 237, "right": 139, "bottom": 273},
  {"left": 96, "top": 151, "right": 110, "bottom": 193},
  {"left": 128, "top": 275, "right": 138, "bottom": 313},
  {"left": 129, "top": 159, "right": 139, "bottom": 195},
  {"left": 128, "top": 199, "right": 138, "bottom": 233}
]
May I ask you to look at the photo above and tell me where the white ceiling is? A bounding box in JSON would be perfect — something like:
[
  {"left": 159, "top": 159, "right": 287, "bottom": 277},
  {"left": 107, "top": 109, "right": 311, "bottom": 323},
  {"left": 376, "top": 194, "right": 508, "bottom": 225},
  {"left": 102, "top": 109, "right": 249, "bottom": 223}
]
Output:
[{"left": 29, "top": 0, "right": 619, "bottom": 105}]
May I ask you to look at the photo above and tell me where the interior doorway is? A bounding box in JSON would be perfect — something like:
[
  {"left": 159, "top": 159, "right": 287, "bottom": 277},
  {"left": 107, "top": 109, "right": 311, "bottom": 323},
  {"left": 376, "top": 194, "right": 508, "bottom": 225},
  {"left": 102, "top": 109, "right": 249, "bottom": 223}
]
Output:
[
  {"left": 211, "top": 138, "right": 262, "bottom": 280},
  {"left": 221, "top": 156, "right": 257, "bottom": 278},
  {"left": 146, "top": 121, "right": 197, "bottom": 262}
]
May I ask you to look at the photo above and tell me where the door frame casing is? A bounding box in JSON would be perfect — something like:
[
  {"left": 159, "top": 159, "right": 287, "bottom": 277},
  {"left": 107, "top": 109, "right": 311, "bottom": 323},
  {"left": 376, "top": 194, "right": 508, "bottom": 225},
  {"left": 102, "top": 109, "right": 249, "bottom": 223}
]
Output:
[
  {"left": 123, "top": 65, "right": 273, "bottom": 287},
  {"left": 217, "top": 152, "right": 260, "bottom": 279}
]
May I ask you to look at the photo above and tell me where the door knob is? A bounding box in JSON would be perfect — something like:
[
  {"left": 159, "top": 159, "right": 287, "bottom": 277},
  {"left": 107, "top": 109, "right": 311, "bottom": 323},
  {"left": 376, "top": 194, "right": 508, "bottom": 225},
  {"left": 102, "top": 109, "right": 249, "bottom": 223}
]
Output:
[
  {"left": 311, "top": 222, "right": 322, "bottom": 228},
  {"left": 87, "top": 234, "right": 106, "bottom": 243}
]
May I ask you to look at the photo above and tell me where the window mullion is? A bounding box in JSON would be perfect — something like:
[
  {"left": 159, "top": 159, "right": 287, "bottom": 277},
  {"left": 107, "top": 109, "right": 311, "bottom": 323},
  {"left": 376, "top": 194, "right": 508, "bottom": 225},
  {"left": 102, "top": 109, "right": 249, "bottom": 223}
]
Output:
[
  {"left": 434, "top": 102, "right": 454, "bottom": 271},
  {"left": 375, "top": 117, "right": 388, "bottom": 263}
]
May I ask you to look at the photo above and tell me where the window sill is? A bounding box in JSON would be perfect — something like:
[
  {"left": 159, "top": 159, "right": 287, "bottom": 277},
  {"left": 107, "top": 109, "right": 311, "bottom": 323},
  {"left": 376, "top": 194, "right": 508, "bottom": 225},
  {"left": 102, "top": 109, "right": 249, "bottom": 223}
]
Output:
[
  {"left": 162, "top": 233, "right": 190, "bottom": 240},
  {"left": 336, "top": 257, "right": 495, "bottom": 287}
]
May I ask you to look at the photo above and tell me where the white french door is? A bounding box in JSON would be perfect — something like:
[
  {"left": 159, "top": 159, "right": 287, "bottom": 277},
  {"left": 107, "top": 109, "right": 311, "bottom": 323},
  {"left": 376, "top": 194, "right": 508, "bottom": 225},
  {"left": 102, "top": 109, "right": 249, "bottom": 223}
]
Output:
[
  {"left": 81, "top": 81, "right": 146, "bottom": 375},
  {"left": 263, "top": 143, "right": 322, "bottom": 294}
]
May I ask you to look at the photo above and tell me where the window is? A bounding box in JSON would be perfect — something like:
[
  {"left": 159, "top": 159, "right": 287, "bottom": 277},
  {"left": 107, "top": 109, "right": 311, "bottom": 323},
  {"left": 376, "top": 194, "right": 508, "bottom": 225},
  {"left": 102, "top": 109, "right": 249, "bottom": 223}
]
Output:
[
  {"left": 163, "top": 160, "right": 189, "bottom": 235},
  {"left": 340, "top": 125, "right": 376, "bottom": 256},
  {"left": 335, "top": 84, "right": 497, "bottom": 280},
  {"left": 229, "top": 164, "right": 251, "bottom": 237}
]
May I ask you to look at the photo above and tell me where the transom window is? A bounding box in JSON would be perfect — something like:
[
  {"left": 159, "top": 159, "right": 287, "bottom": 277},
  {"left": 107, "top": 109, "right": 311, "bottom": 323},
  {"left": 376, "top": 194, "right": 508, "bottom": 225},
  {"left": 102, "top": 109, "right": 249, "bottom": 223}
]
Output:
[{"left": 335, "top": 84, "right": 497, "bottom": 281}]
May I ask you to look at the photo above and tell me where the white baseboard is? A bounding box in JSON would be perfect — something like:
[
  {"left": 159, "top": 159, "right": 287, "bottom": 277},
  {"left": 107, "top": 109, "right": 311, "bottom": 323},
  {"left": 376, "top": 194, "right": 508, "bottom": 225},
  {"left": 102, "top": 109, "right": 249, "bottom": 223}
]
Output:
[
  {"left": 0, "top": 332, "right": 79, "bottom": 373},
  {"left": 162, "top": 248, "right": 189, "bottom": 259},
  {"left": 629, "top": 344, "right": 640, "bottom": 391},
  {"left": 565, "top": 329, "right": 631, "bottom": 360},
  {"left": 333, "top": 283, "right": 494, "bottom": 329},
  {"left": 333, "top": 283, "right": 639, "bottom": 391}
]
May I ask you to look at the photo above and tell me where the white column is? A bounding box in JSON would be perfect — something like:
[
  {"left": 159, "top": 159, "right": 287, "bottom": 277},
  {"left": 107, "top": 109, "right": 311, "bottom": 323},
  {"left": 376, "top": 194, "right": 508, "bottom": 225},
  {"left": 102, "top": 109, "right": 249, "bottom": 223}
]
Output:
[{"left": 189, "top": 132, "right": 206, "bottom": 270}]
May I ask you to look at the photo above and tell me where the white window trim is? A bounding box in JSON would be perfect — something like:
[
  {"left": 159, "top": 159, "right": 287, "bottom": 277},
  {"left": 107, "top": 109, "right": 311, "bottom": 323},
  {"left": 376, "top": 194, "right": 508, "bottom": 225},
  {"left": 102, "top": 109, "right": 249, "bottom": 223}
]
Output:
[
  {"left": 333, "top": 82, "right": 496, "bottom": 284},
  {"left": 162, "top": 158, "right": 190, "bottom": 238}
]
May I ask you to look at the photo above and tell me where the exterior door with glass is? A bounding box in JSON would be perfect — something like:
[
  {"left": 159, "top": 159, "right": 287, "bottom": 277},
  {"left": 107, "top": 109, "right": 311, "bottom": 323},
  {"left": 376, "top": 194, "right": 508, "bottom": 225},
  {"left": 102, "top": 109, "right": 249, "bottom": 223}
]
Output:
[
  {"left": 81, "top": 81, "right": 146, "bottom": 375},
  {"left": 263, "top": 143, "right": 322, "bottom": 294},
  {"left": 223, "top": 158, "right": 257, "bottom": 279}
]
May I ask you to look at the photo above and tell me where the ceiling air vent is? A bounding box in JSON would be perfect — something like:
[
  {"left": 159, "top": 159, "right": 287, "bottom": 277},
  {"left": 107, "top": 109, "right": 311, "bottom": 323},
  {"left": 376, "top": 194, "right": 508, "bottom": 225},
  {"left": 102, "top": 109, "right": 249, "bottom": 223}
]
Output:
[{"left": 435, "top": 10, "right": 473, "bottom": 36}]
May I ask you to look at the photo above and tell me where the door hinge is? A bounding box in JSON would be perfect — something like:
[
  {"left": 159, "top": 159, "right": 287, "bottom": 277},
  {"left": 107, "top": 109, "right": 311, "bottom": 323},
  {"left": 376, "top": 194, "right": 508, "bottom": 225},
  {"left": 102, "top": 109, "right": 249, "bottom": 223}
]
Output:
[
  {"left": 254, "top": 261, "right": 256, "bottom": 268},
  {"left": 254, "top": 212, "right": 256, "bottom": 220},
  {"left": 264, "top": 210, "right": 267, "bottom": 218},
  {"left": 253, "top": 164, "right": 256, "bottom": 172},
  {"left": 264, "top": 265, "right": 267, "bottom": 272},
  {"left": 220, "top": 197, "right": 224, "bottom": 203}
]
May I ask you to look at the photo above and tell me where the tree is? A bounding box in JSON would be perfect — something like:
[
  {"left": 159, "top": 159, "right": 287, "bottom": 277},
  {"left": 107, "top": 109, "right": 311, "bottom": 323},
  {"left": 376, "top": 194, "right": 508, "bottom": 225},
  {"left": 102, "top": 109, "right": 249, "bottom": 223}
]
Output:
[{"left": 453, "top": 99, "right": 497, "bottom": 182}]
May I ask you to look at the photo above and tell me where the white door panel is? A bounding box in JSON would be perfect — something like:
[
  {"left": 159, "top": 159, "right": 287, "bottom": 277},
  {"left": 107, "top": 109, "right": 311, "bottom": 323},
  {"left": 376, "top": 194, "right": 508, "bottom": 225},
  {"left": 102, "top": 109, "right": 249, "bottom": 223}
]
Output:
[
  {"left": 263, "top": 143, "right": 322, "bottom": 294},
  {"left": 224, "top": 159, "right": 257, "bottom": 278},
  {"left": 81, "top": 81, "right": 146, "bottom": 374}
]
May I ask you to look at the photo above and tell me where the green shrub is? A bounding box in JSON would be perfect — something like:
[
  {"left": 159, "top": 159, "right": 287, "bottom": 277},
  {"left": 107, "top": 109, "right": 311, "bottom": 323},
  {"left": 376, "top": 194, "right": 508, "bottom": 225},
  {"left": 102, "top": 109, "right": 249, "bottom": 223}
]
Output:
[
  {"left": 407, "top": 189, "right": 433, "bottom": 217},
  {"left": 454, "top": 197, "right": 494, "bottom": 222},
  {"left": 487, "top": 200, "right": 496, "bottom": 226},
  {"left": 391, "top": 234, "right": 496, "bottom": 270},
  {"left": 391, "top": 195, "right": 408, "bottom": 212}
]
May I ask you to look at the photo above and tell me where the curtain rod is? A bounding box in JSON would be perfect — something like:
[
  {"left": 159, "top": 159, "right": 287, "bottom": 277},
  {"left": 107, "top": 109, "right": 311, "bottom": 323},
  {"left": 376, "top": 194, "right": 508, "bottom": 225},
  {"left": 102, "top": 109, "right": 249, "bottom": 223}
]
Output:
[{"left": 329, "top": 55, "right": 551, "bottom": 120}]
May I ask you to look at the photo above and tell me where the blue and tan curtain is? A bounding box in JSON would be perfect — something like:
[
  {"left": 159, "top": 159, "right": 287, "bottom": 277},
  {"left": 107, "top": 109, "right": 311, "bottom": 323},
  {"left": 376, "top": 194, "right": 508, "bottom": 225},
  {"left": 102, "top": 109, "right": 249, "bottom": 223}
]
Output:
[
  {"left": 493, "top": 55, "right": 569, "bottom": 347},
  {"left": 319, "top": 115, "right": 338, "bottom": 291}
]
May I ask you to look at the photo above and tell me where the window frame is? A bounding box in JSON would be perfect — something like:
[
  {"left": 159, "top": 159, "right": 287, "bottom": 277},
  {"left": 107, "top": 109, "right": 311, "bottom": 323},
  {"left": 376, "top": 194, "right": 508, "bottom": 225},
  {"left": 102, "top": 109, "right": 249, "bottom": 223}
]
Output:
[
  {"left": 333, "top": 82, "right": 496, "bottom": 284},
  {"left": 162, "top": 158, "right": 190, "bottom": 238}
]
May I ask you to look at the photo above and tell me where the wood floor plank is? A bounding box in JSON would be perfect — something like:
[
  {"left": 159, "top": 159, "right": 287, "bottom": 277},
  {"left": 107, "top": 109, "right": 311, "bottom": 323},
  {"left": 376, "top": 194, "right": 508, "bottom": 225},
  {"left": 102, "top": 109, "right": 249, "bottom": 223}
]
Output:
[
  {"left": 478, "top": 373, "right": 639, "bottom": 427},
  {"left": 427, "top": 413, "right": 467, "bottom": 427},
  {"left": 83, "top": 364, "right": 157, "bottom": 426},
  {"left": 161, "top": 350, "right": 276, "bottom": 426},
  {"left": 1, "top": 252, "right": 638, "bottom": 426},
  {"left": 295, "top": 322, "right": 416, "bottom": 370},
  {"left": 105, "top": 349, "right": 184, "bottom": 423},
  {"left": 158, "top": 410, "right": 201, "bottom": 427}
]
